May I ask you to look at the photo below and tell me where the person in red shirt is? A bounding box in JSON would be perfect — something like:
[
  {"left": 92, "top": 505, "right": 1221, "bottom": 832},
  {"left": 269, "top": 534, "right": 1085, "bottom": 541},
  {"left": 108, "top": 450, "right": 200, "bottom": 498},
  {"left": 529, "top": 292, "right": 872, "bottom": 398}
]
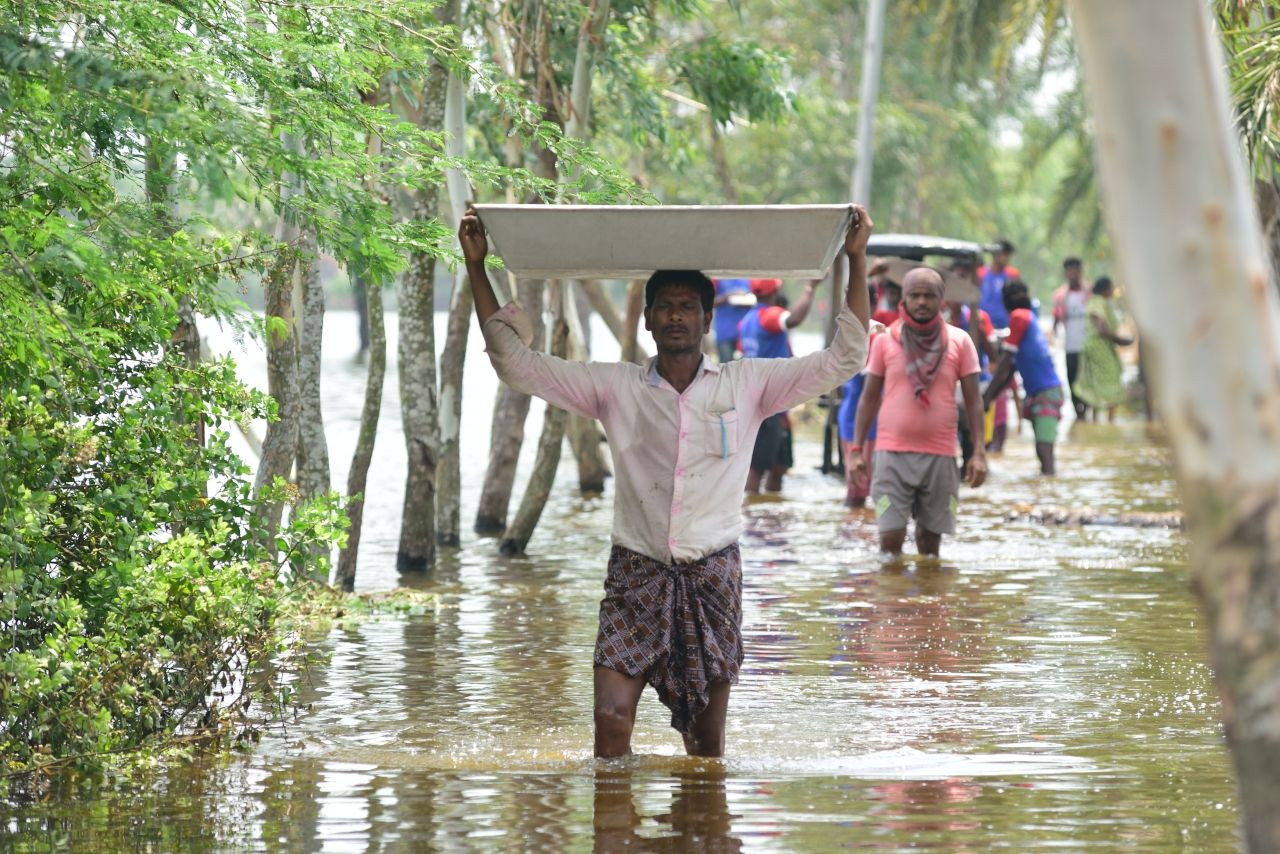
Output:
[
  {"left": 872, "top": 278, "right": 903, "bottom": 327},
  {"left": 849, "top": 268, "right": 988, "bottom": 556}
]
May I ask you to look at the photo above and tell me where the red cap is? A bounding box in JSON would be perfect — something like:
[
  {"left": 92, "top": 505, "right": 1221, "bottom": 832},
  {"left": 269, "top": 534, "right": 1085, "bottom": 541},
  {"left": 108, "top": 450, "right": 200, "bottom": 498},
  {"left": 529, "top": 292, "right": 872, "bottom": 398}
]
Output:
[{"left": 750, "top": 277, "right": 782, "bottom": 297}]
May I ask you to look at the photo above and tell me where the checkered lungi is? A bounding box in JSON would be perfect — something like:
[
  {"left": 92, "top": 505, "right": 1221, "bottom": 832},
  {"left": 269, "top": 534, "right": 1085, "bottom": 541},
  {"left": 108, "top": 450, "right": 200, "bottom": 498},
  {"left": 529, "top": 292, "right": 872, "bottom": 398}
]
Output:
[{"left": 593, "top": 543, "right": 744, "bottom": 736}]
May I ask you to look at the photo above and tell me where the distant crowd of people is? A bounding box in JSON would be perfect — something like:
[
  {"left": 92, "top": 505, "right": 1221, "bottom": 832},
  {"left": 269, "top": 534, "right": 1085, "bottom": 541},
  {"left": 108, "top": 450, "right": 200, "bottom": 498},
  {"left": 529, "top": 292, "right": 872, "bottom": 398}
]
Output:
[{"left": 712, "top": 240, "right": 1138, "bottom": 557}]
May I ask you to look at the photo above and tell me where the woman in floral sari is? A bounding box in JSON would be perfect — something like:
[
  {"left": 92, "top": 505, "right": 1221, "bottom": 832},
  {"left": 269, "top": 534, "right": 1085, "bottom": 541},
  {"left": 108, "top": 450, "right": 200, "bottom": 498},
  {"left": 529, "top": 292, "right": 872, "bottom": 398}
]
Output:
[{"left": 1074, "top": 276, "right": 1132, "bottom": 422}]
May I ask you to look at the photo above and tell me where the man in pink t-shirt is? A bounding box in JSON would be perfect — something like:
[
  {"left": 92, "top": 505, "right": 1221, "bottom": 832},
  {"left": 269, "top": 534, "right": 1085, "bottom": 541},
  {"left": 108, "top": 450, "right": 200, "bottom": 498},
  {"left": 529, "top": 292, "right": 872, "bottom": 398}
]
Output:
[{"left": 849, "top": 268, "right": 987, "bottom": 556}]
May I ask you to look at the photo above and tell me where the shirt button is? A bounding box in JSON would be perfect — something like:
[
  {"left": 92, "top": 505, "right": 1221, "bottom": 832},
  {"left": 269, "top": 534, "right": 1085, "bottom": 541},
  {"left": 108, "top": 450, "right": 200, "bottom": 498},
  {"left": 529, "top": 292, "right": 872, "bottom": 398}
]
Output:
[
  {"left": 677, "top": 468, "right": 685, "bottom": 477},
  {"left": 680, "top": 431, "right": 687, "bottom": 439}
]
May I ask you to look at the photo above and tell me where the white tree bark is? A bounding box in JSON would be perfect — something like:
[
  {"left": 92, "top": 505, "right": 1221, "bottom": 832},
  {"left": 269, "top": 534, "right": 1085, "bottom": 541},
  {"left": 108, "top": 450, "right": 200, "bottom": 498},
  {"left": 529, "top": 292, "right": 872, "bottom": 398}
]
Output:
[
  {"left": 437, "top": 15, "right": 474, "bottom": 547},
  {"left": 1070, "top": 3, "right": 1280, "bottom": 848},
  {"left": 253, "top": 130, "right": 305, "bottom": 555},
  {"left": 295, "top": 234, "right": 330, "bottom": 506},
  {"left": 560, "top": 0, "right": 613, "bottom": 493},
  {"left": 396, "top": 54, "right": 451, "bottom": 570},
  {"left": 337, "top": 84, "right": 390, "bottom": 592},
  {"left": 500, "top": 281, "right": 570, "bottom": 555}
]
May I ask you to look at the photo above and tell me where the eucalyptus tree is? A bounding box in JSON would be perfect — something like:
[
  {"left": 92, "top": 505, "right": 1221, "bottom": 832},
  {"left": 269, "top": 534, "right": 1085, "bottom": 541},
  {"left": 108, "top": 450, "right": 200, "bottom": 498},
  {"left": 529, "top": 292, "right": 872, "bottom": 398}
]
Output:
[
  {"left": 395, "top": 0, "right": 462, "bottom": 572},
  {"left": 1070, "top": 2, "right": 1280, "bottom": 847}
]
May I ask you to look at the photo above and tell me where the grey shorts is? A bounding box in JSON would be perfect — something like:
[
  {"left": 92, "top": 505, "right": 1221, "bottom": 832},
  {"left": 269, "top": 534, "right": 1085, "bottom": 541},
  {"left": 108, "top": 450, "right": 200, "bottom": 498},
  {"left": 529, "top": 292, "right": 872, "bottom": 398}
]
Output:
[{"left": 871, "top": 450, "right": 959, "bottom": 534}]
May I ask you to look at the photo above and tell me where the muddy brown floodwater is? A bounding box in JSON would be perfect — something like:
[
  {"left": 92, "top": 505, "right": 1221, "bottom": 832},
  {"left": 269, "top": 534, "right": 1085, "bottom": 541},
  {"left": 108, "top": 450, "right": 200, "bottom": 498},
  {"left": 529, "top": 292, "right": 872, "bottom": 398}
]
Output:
[{"left": 2, "top": 312, "right": 1239, "bottom": 851}]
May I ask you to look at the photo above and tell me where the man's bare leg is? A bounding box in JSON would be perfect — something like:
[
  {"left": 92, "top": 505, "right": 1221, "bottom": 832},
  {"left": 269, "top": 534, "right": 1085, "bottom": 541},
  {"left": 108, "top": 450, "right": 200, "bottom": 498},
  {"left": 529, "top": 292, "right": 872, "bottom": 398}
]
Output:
[
  {"left": 1035, "top": 441, "right": 1056, "bottom": 476},
  {"left": 594, "top": 666, "right": 646, "bottom": 758},
  {"left": 744, "top": 468, "right": 764, "bottom": 493},
  {"left": 915, "top": 527, "right": 941, "bottom": 557},
  {"left": 879, "top": 528, "right": 907, "bottom": 555},
  {"left": 681, "top": 681, "right": 731, "bottom": 757},
  {"left": 764, "top": 464, "right": 786, "bottom": 492}
]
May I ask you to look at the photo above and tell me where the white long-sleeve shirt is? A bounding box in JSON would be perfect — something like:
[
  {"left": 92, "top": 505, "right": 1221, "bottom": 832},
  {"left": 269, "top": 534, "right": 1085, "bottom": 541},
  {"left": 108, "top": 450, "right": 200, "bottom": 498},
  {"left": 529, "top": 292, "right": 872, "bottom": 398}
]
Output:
[{"left": 481, "top": 302, "right": 868, "bottom": 563}]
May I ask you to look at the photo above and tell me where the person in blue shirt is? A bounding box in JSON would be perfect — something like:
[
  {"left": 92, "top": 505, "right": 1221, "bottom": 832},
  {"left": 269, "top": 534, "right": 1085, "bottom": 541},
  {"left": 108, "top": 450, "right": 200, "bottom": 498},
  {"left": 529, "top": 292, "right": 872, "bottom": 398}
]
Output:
[
  {"left": 977, "top": 239, "right": 1019, "bottom": 451},
  {"left": 978, "top": 239, "right": 1019, "bottom": 329},
  {"left": 738, "top": 277, "right": 818, "bottom": 492},
  {"left": 838, "top": 282, "right": 880, "bottom": 507},
  {"left": 711, "top": 278, "right": 753, "bottom": 363},
  {"left": 983, "top": 280, "right": 1065, "bottom": 475}
]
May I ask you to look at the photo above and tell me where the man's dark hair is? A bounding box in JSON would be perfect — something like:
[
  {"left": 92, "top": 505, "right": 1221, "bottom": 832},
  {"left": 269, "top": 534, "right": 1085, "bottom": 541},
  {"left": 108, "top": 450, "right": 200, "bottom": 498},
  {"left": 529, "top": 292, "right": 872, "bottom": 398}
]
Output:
[
  {"left": 645, "top": 270, "right": 715, "bottom": 312},
  {"left": 1063, "top": 257, "right": 1082, "bottom": 268},
  {"left": 995, "top": 238, "right": 1016, "bottom": 255},
  {"left": 1002, "top": 279, "right": 1033, "bottom": 313},
  {"left": 1093, "top": 276, "right": 1113, "bottom": 295},
  {"left": 881, "top": 278, "right": 902, "bottom": 291}
]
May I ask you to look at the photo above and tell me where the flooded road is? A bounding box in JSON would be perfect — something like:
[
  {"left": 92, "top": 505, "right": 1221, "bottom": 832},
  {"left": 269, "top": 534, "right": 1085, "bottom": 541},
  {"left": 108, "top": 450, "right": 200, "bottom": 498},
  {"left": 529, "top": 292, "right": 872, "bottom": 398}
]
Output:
[{"left": 3, "top": 312, "right": 1238, "bottom": 850}]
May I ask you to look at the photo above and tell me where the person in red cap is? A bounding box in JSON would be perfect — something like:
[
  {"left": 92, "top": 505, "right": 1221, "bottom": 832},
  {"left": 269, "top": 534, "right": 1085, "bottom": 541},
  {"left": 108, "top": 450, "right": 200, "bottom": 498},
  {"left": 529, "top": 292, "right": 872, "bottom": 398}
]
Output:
[{"left": 737, "top": 276, "right": 820, "bottom": 492}]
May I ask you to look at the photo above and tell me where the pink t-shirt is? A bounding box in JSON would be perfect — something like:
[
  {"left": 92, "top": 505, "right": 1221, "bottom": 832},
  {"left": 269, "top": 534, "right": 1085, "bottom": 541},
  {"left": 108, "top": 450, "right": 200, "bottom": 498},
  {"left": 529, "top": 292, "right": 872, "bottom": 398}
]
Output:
[{"left": 867, "top": 323, "right": 981, "bottom": 456}]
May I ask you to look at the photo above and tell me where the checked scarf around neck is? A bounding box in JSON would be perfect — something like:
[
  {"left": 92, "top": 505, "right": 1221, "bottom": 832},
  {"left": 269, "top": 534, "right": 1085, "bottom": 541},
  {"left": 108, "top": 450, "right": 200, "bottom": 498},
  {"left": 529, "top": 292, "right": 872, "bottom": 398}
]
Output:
[{"left": 895, "top": 304, "right": 947, "bottom": 407}]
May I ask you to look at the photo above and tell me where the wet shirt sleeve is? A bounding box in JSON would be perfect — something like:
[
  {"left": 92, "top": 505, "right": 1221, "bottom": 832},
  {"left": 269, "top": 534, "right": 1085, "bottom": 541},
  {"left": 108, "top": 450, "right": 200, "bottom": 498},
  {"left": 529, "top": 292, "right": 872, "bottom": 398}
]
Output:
[
  {"left": 480, "top": 302, "right": 613, "bottom": 419},
  {"left": 1004, "top": 309, "right": 1032, "bottom": 352}
]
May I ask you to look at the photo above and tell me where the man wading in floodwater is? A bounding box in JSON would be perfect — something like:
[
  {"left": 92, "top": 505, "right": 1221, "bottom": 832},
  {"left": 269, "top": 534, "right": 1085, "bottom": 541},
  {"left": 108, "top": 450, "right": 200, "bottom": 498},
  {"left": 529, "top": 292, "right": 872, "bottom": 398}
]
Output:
[{"left": 459, "top": 204, "right": 871, "bottom": 757}]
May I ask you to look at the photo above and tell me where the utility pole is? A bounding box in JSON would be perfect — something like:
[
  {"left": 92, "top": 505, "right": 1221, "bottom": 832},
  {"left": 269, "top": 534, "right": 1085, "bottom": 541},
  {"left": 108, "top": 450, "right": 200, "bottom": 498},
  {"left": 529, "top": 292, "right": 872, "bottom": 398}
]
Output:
[{"left": 824, "top": 0, "right": 888, "bottom": 473}]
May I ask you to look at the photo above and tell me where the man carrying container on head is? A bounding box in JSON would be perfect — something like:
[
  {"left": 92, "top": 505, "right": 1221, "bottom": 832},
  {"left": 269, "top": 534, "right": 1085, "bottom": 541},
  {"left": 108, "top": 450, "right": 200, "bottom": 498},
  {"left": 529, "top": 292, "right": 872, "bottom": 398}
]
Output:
[{"left": 458, "top": 204, "right": 872, "bottom": 758}]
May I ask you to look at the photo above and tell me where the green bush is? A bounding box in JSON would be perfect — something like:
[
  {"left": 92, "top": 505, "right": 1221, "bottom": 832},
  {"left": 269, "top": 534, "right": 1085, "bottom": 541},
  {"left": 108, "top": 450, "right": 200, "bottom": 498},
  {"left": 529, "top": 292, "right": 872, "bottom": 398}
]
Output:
[{"left": 0, "top": 350, "right": 346, "bottom": 776}]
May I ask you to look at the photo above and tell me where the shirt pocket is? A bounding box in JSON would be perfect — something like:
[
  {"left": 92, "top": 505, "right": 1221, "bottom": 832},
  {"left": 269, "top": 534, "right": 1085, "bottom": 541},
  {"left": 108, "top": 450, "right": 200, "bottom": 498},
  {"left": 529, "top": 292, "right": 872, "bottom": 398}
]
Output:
[{"left": 704, "top": 409, "right": 739, "bottom": 458}]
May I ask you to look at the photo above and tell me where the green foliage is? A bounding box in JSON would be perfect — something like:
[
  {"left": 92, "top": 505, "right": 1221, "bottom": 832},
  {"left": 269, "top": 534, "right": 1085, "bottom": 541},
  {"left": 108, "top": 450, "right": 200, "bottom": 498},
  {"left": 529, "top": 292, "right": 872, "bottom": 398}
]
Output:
[
  {"left": 1218, "top": 1, "right": 1280, "bottom": 179},
  {"left": 0, "top": 0, "right": 647, "bottom": 778},
  {"left": 675, "top": 35, "right": 794, "bottom": 126}
]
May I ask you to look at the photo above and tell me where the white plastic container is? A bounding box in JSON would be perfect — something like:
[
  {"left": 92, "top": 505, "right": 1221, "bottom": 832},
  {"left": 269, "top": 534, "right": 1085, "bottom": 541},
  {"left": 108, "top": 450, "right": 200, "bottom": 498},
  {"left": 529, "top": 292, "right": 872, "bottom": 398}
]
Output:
[{"left": 472, "top": 204, "right": 856, "bottom": 280}]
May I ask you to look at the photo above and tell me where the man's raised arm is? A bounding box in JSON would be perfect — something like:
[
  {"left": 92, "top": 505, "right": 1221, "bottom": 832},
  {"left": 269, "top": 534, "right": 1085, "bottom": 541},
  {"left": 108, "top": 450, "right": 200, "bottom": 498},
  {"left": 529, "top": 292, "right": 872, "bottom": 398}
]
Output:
[
  {"left": 460, "top": 205, "right": 501, "bottom": 324},
  {"left": 751, "top": 204, "right": 873, "bottom": 416},
  {"left": 844, "top": 204, "right": 872, "bottom": 332}
]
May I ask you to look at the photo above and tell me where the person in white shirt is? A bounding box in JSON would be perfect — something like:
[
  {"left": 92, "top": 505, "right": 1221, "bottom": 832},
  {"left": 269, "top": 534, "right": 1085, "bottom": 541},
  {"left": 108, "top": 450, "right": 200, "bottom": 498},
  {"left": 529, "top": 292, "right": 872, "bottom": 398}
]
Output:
[
  {"left": 459, "top": 204, "right": 872, "bottom": 758},
  {"left": 1052, "top": 257, "right": 1091, "bottom": 420}
]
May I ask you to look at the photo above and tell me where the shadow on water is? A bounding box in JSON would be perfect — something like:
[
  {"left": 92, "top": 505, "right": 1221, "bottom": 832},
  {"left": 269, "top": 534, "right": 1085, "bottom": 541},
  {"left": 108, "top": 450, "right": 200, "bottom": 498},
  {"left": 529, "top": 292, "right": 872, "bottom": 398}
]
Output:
[{"left": 0, "top": 315, "right": 1239, "bottom": 850}]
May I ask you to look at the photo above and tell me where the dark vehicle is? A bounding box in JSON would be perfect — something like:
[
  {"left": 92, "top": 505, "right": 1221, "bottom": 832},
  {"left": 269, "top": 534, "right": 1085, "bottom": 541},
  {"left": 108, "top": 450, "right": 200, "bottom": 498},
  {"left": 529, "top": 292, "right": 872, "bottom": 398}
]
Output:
[{"left": 866, "top": 232, "right": 989, "bottom": 304}]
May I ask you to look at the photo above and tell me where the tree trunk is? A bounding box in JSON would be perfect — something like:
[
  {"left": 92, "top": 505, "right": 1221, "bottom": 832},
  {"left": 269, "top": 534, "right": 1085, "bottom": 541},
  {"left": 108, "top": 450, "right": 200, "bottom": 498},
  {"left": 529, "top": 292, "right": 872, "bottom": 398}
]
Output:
[
  {"left": 437, "top": 277, "right": 473, "bottom": 545},
  {"left": 1070, "top": 3, "right": 1280, "bottom": 849},
  {"left": 395, "top": 6, "right": 453, "bottom": 571},
  {"left": 396, "top": 235, "right": 442, "bottom": 571},
  {"left": 500, "top": 282, "right": 570, "bottom": 555},
  {"left": 146, "top": 138, "right": 205, "bottom": 494},
  {"left": 708, "top": 117, "right": 738, "bottom": 204},
  {"left": 352, "top": 275, "right": 370, "bottom": 354},
  {"left": 621, "top": 279, "right": 645, "bottom": 365},
  {"left": 437, "top": 35, "right": 474, "bottom": 549},
  {"left": 336, "top": 83, "right": 389, "bottom": 592},
  {"left": 579, "top": 280, "right": 649, "bottom": 360},
  {"left": 475, "top": 279, "right": 544, "bottom": 533},
  {"left": 336, "top": 270, "right": 385, "bottom": 591},
  {"left": 1254, "top": 178, "right": 1280, "bottom": 288},
  {"left": 564, "top": 281, "right": 609, "bottom": 492},
  {"left": 253, "top": 248, "right": 301, "bottom": 554},
  {"left": 295, "top": 236, "right": 330, "bottom": 504}
]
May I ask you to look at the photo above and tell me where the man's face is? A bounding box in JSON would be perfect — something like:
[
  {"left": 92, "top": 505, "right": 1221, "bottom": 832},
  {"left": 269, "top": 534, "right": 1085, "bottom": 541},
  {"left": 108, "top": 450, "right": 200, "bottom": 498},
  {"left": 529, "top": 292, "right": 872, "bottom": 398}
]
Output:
[
  {"left": 904, "top": 284, "right": 942, "bottom": 323},
  {"left": 1065, "top": 263, "right": 1082, "bottom": 285},
  {"left": 993, "top": 251, "right": 1010, "bottom": 269},
  {"left": 882, "top": 285, "right": 903, "bottom": 309},
  {"left": 644, "top": 284, "right": 710, "bottom": 354}
]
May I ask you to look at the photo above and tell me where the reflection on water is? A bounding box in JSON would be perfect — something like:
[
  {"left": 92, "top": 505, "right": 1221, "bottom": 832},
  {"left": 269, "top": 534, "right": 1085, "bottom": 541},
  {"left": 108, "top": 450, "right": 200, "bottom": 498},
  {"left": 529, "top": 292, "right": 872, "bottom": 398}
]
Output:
[{"left": 0, "top": 313, "right": 1239, "bottom": 850}]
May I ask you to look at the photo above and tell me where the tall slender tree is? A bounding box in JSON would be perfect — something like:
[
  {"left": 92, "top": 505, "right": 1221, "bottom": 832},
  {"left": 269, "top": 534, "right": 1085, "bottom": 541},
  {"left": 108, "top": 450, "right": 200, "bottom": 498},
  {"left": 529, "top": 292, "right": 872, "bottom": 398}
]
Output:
[
  {"left": 396, "top": 0, "right": 461, "bottom": 571},
  {"left": 1070, "top": 2, "right": 1280, "bottom": 847}
]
